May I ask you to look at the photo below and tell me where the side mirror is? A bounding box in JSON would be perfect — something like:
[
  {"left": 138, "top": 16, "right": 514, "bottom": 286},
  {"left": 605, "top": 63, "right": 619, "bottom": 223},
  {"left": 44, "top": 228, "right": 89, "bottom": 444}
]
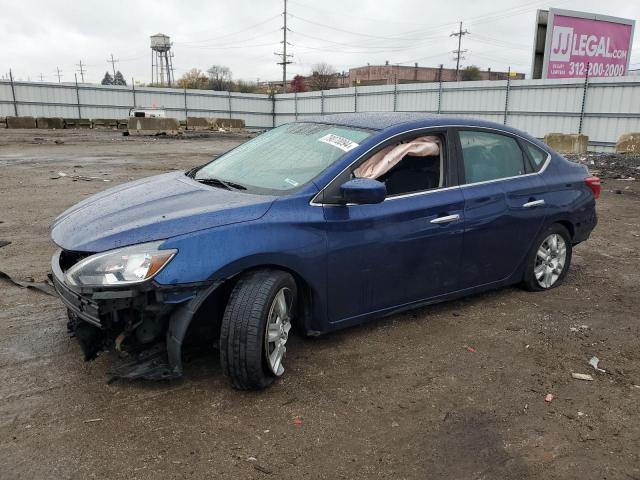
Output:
[{"left": 340, "top": 178, "right": 386, "bottom": 205}]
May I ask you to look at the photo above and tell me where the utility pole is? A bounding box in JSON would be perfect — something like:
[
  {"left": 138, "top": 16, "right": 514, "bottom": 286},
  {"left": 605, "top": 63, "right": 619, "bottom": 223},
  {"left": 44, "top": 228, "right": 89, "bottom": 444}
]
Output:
[
  {"left": 76, "top": 60, "right": 86, "bottom": 83},
  {"left": 450, "top": 21, "right": 469, "bottom": 81},
  {"left": 55, "top": 67, "right": 63, "bottom": 83},
  {"left": 39, "top": 73, "right": 45, "bottom": 82},
  {"left": 107, "top": 53, "right": 119, "bottom": 78},
  {"left": 274, "top": 0, "right": 293, "bottom": 93}
]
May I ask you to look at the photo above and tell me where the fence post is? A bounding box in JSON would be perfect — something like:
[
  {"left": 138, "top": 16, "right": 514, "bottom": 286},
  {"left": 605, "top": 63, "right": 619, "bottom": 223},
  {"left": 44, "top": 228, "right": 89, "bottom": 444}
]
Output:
[
  {"left": 354, "top": 84, "right": 358, "bottom": 113},
  {"left": 437, "top": 65, "right": 443, "bottom": 114},
  {"left": 131, "top": 78, "right": 137, "bottom": 109},
  {"left": 9, "top": 69, "right": 18, "bottom": 117},
  {"left": 294, "top": 91, "right": 298, "bottom": 120},
  {"left": 320, "top": 90, "right": 324, "bottom": 115},
  {"left": 74, "top": 73, "right": 82, "bottom": 119},
  {"left": 184, "top": 87, "right": 188, "bottom": 129},
  {"left": 578, "top": 63, "right": 590, "bottom": 135},
  {"left": 271, "top": 92, "right": 276, "bottom": 128},
  {"left": 503, "top": 67, "right": 511, "bottom": 125},
  {"left": 393, "top": 82, "right": 398, "bottom": 112},
  {"left": 228, "top": 91, "right": 232, "bottom": 119}
]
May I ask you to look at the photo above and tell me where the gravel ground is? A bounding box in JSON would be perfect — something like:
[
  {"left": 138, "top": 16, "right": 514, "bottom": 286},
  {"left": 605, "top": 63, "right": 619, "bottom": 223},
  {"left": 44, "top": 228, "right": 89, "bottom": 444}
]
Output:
[{"left": 0, "top": 129, "right": 639, "bottom": 480}]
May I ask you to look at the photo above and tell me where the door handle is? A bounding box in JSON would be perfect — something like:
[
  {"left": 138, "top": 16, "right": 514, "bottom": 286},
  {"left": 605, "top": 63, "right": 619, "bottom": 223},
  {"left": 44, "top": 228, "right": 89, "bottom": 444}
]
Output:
[
  {"left": 522, "top": 199, "right": 545, "bottom": 208},
  {"left": 430, "top": 214, "right": 461, "bottom": 224}
]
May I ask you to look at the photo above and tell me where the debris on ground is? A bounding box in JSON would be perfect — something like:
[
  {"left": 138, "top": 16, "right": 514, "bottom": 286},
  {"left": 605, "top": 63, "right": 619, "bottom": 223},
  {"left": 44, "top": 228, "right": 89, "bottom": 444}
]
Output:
[
  {"left": 571, "top": 373, "right": 594, "bottom": 381},
  {"left": 0, "top": 270, "right": 56, "bottom": 296},
  {"left": 544, "top": 393, "right": 555, "bottom": 403},
  {"left": 0, "top": 240, "right": 11, "bottom": 248},
  {"left": 589, "top": 356, "right": 606, "bottom": 373},
  {"left": 83, "top": 418, "right": 103, "bottom": 424},
  {"left": 465, "top": 346, "right": 476, "bottom": 353},
  {"left": 292, "top": 416, "right": 303, "bottom": 426},
  {"left": 566, "top": 152, "right": 640, "bottom": 180},
  {"left": 50, "top": 171, "right": 111, "bottom": 182}
]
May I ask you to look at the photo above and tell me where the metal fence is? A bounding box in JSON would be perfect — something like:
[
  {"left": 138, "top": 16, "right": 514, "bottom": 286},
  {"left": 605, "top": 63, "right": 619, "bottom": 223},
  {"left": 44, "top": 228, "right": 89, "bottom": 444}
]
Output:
[
  {"left": 275, "top": 77, "right": 640, "bottom": 152},
  {"left": 3, "top": 76, "right": 640, "bottom": 151},
  {"left": 0, "top": 80, "right": 274, "bottom": 129}
]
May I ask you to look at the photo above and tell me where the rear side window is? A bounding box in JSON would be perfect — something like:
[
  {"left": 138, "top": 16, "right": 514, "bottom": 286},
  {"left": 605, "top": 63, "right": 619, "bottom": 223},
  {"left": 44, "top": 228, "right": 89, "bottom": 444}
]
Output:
[
  {"left": 524, "top": 143, "right": 548, "bottom": 172},
  {"left": 459, "top": 130, "right": 526, "bottom": 184}
]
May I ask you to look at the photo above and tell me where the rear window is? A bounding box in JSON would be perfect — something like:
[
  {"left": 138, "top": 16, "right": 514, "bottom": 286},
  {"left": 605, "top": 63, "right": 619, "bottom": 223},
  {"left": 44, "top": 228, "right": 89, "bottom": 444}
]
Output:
[
  {"left": 194, "top": 123, "right": 372, "bottom": 195},
  {"left": 524, "top": 143, "right": 548, "bottom": 172},
  {"left": 459, "top": 130, "right": 526, "bottom": 184}
]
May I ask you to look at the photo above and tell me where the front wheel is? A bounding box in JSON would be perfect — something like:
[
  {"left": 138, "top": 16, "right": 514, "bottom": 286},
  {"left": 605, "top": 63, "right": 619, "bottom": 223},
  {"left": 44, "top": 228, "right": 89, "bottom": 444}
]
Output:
[
  {"left": 522, "top": 224, "right": 572, "bottom": 291},
  {"left": 219, "top": 269, "right": 297, "bottom": 390}
]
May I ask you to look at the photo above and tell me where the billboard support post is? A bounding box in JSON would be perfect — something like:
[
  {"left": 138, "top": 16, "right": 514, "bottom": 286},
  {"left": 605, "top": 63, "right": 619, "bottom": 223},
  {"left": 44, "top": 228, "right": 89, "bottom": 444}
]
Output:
[{"left": 578, "top": 62, "right": 590, "bottom": 134}]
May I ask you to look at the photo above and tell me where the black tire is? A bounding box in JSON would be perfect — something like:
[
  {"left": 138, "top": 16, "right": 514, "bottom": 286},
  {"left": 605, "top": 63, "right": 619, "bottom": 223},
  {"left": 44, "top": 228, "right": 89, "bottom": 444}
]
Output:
[
  {"left": 219, "top": 269, "right": 297, "bottom": 390},
  {"left": 522, "top": 223, "right": 573, "bottom": 292}
]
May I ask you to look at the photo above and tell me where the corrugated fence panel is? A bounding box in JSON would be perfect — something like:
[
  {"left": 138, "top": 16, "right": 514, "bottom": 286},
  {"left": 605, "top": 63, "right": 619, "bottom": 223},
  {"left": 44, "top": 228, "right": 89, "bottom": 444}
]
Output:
[
  {"left": 396, "top": 83, "right": 440, "bottom": 112},
  {"left": 3, "top": 78, "right": 640, "bottom": 149}
]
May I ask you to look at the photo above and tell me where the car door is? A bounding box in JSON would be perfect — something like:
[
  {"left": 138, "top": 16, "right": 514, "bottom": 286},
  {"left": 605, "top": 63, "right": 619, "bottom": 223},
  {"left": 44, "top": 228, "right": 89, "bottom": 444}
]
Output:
[
  {"left": 455, "top": 129, "right": 548, "bottom": 289},
  {"left": 321, "top": 129, "right": 465, "bottom": 324}
]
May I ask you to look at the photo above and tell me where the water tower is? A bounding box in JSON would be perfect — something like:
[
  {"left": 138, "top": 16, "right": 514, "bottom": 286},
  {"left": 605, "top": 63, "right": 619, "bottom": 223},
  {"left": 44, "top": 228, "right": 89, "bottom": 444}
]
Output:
[{"left": 150, "top": 33, "right": 174, "bottom": 87}]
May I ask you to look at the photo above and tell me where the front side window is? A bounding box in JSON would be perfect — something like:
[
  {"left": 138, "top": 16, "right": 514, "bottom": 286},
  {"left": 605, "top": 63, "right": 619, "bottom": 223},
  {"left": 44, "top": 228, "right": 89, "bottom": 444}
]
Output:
[
  {"left": 193, "top": 123, "right": 372, "bottom": 195},
  {"left": 459, "top": 130, "right": 526, "bottom": 184},
  {"left": 354, "top": 135, "right": 444, "bottom": 197}
]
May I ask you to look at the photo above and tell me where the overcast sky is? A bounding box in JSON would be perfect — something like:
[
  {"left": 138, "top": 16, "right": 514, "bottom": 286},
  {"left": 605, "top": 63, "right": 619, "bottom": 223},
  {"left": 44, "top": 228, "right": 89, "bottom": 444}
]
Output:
[{"left": 2, "top": 0, "right": 639, "bottom": 84}]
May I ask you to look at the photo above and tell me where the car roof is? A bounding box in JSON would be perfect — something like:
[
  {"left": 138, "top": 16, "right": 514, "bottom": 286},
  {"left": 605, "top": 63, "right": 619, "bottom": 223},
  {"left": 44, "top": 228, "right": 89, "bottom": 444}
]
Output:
[{"left": 300, "top": 112, "right": 527, "bottom": 138}]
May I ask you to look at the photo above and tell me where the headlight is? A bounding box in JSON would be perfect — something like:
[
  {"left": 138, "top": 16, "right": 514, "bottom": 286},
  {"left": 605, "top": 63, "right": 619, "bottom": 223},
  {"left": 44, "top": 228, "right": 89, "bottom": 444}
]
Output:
[{"left": 65, "top": 241, "right": 177, "bottom": 287}]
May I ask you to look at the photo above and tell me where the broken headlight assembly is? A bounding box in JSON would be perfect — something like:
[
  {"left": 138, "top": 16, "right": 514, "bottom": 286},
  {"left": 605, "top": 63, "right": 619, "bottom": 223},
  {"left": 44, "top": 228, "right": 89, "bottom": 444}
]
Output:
[{"left": 65, "top": 241, "right": 177, "bottom": 287}]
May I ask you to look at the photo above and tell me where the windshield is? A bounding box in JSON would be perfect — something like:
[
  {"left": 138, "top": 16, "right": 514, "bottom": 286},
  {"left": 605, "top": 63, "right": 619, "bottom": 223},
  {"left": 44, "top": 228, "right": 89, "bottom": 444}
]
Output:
[{"left": 192, "top": 123, "right": 372, "bottom": 195}]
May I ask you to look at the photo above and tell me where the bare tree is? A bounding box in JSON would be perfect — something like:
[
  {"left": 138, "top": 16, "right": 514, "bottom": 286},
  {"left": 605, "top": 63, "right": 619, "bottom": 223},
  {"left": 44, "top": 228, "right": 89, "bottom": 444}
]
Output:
[
  {"left": 307, "top": 63, "right": 338, "bottom": 91},
  {"left": 207, "top": 65, "right": 233, "bottom": 91},
  {"left": 177, "top": 68, "right": 209, "bottom": 89}
]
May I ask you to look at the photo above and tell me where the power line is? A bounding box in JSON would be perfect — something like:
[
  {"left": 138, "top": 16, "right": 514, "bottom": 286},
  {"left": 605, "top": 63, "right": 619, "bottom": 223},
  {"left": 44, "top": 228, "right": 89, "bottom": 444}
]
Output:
[
  {"left": 275, "top": 0, "right": 293, "bottom": 92},
  {"left": 107, "top": 53, "right": 119, "bottom": 77},
  {"left": 76, "top": 60, "right": 86, "bottom": 83},
  {"left": 451, "top": 22, "right": 470, "bottom": 81}
]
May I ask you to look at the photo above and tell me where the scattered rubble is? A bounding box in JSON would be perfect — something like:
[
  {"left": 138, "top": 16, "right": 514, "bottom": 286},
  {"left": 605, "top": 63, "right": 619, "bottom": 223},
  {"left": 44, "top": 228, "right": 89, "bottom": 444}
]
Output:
[{"left": 566, "top": 152, "right": 640, "bottom": 180}]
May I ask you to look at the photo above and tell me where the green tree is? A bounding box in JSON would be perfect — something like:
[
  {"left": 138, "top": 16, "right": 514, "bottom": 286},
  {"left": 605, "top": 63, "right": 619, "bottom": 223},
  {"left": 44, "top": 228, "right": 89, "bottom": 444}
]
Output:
[
  {"left": 113, "top": 71, "right": 127, "bottom": 86},
  {"left": 462, "top": 65, "right": 482, "bottom": 81},
  {"left": 101, "top": 71, "right": 113, "bottom": 85},
  {"left": 177, "top": 68, "right": 209, "bottom": 89}
]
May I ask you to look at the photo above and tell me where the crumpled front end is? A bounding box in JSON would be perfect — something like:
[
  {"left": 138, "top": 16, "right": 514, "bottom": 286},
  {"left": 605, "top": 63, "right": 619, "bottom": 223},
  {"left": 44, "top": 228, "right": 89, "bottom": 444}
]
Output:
[{"left": 50, "top": 249, "right": 218, "bottom": 380}]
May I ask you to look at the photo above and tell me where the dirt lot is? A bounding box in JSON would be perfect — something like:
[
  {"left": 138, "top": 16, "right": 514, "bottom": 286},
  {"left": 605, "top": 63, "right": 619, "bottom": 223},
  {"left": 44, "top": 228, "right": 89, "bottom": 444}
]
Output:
[{"left": 1, "top": 128, "right": 639, "bottom": 480}]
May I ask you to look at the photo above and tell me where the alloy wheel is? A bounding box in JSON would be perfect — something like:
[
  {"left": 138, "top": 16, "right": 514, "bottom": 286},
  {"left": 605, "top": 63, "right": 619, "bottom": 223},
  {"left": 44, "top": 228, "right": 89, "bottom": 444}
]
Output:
[
  {"left": 534, "top": 233, "right": 567, "bottom": 288},
  {"left": 265, "top": 287, "right": 292, "bottom": 376}
]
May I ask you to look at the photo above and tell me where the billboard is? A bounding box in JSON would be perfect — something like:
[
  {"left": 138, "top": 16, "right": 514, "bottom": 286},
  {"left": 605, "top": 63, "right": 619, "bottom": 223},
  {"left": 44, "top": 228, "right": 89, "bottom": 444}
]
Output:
[{"left": 531, "top": 9, "right": 635, "bottom": 79}]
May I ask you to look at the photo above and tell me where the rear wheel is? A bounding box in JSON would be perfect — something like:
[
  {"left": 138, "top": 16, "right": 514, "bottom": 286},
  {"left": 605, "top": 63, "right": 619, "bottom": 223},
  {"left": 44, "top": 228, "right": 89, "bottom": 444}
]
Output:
[
  {"left": 523, "top": 224, "right": 572, "bottom": 291},
  {"left": 219, "top": 269, "right": 297, "bottom": 390}
]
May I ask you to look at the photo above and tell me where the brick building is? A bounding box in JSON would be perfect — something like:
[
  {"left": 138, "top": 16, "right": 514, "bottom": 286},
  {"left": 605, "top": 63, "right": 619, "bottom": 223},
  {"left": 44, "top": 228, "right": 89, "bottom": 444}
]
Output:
[{"left": 349, "top": 62, "right": 524, "bottom": 86}]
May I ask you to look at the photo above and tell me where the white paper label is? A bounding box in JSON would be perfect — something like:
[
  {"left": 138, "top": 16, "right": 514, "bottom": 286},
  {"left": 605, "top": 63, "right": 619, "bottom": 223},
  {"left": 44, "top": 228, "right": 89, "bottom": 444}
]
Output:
[{"left": 318, "top": 134, "right": 359, "bottom": 152}]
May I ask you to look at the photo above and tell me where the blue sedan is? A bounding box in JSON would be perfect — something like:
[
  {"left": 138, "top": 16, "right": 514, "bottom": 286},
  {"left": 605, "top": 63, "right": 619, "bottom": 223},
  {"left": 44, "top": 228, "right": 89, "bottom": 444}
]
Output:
[{"left": 50, "top": 113, "right": 599, "bottom": 389}]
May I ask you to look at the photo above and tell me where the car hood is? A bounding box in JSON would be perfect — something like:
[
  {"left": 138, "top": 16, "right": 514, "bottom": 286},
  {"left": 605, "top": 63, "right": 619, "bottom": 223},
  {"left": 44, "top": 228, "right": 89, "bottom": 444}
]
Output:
[{"left": 51, "top": 171, "right": 276, "bottom": 252}]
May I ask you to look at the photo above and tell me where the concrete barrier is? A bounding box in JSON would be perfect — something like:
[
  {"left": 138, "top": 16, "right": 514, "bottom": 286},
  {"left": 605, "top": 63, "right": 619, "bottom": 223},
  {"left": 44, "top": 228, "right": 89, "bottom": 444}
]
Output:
[
  {"left": 544, "top": 133, "right": 588, "bottom": 154},
  {"left": 91, "top": 118, "right": 119, "bottom": 128},
  {"left": 63, "top": 118, "right": 92, "bottom": 129},
  {"left": 36, "top": 117, "right": 65, "bottom": 129},
  {"left": 616, "top": 133, "right": 640, "bottom": 153},
  {"left": 128, "top": 117, "right": 181, "bottom": 136},
  {"left": 186, "top": 117, "right": 210, "bottom": 130},
  {"left": 6, "top": 116, "right": 37, "bottom": 129},
  {"left": 0, "top": 117, "right": 6, "bottom": 128},
  {"left": 185, "top": 117, "right": 246, "bottom": 130}
]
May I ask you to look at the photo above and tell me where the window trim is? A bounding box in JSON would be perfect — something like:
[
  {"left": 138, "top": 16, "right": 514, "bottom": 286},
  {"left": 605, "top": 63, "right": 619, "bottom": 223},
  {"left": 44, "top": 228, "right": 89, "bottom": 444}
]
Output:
[
  {"left": 451, "top": 127, "right": 551, "bottom": 188},
  {"left": 314, "top": 127, "right": 455, "bottom": 206},
  {"left": 310, "top": 125, "right": 551, "bottom": 206}
]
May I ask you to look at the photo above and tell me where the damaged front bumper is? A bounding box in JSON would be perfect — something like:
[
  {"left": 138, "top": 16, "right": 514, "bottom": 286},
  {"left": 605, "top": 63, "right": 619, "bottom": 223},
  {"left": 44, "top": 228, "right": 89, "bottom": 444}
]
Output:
[{"left": 50, "top": 249, "right": 219, "bottom": 380}]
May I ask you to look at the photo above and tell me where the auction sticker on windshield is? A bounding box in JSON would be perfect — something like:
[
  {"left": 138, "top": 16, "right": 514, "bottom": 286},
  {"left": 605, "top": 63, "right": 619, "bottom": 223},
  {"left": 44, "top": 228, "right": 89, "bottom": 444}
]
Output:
[{"left": 318, "top": 134, "right": 360, "bottom": 152}]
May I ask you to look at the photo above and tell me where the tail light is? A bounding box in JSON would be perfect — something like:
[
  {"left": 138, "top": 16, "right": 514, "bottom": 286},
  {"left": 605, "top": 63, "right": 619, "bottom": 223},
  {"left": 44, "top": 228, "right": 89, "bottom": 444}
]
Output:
[{"left": 585, "top": 176, "right": 601, "bottom": 199}]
